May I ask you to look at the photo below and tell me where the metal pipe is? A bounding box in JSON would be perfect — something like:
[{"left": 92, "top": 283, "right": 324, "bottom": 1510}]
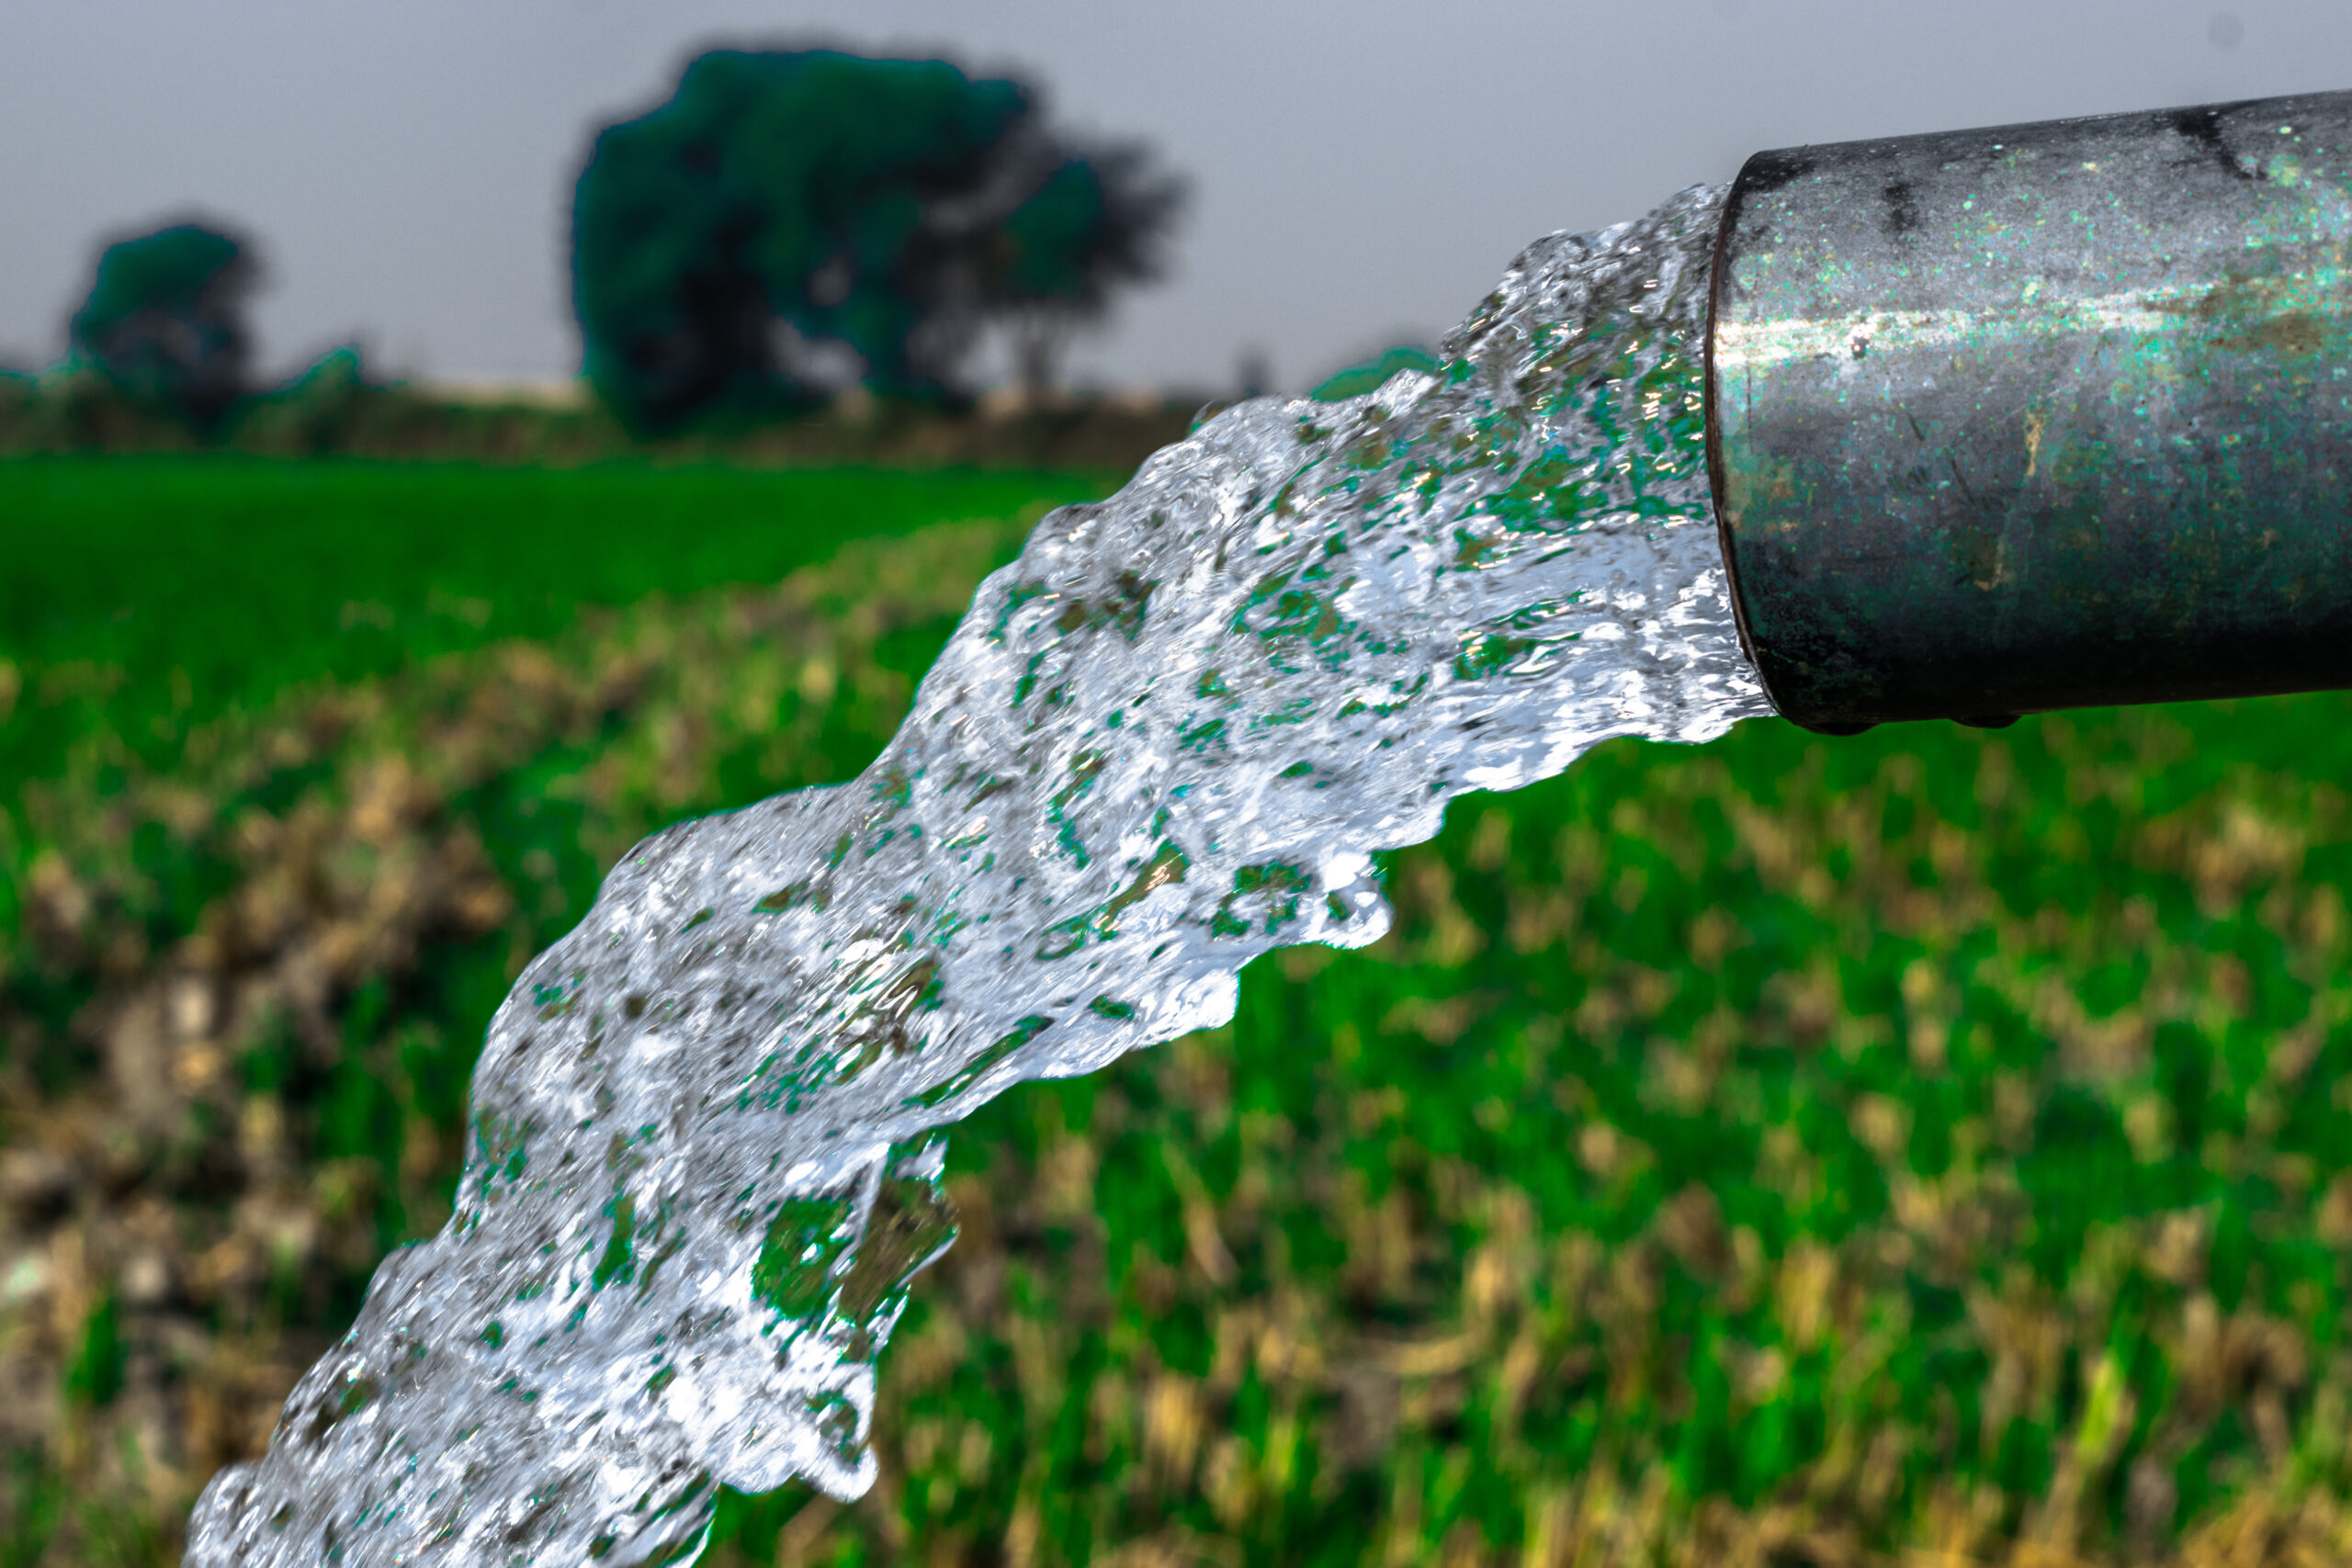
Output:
[{"left": 1706, "top": 88, "right": 2352, "bottom": 733}]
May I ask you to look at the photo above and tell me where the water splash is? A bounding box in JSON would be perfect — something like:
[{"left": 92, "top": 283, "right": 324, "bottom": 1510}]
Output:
[{"left": 184, "top": 181, "right": 1768, "bottom": 1566}]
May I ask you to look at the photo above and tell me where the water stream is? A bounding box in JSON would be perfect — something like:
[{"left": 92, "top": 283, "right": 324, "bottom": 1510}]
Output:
[{"left": 184, "top": 180, "right": 1772, "bottom": 1566}]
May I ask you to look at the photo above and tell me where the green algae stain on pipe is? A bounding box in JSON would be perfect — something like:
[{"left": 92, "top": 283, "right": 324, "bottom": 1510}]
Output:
[{"left": 1706, "top": 91, "right": 2352, "bottom": 733}]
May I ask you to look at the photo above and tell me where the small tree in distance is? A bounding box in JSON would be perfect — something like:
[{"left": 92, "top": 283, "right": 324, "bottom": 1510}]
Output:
[
  {"left": 571, "top": 48, "right": 1184, "bottom": 432},
  {"left": 70, "top": 220, "right": 258, "bottom": 434}
]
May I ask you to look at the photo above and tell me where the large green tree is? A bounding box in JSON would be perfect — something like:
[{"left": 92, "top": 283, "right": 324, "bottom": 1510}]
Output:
[
  {"left": 571, "top": 49, "right": 1183, "bottom": 430},
  {"left": 69, "top": 221, "right": 257, "bottom": 434}
]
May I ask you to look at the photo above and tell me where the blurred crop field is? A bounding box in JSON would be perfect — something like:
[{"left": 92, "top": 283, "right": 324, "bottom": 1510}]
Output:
[{"left": 6, "top": 460, "right": 2352, "bottom": 1567}]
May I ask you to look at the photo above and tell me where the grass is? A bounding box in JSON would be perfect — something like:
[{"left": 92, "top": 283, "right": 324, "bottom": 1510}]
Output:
[
  {"left": 0, "top": 457, "right": 1114, "bottom": 784},
  {"left": 759, "top": 695, "right": 2352, "bottom": 1567},
  {"left": 5, "top": 479, "right": 2352, "bottom": 1565}
]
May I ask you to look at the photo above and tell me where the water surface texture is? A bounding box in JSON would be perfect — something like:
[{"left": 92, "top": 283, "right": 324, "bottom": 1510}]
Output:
[{"left": 186, "top": 182, "right": 1769, "bottom": 1566}]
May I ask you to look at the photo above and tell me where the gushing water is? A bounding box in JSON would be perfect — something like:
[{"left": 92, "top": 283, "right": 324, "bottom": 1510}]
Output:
[{"left": 185, "top": 182, "right": 1768, "bottom": 1566}]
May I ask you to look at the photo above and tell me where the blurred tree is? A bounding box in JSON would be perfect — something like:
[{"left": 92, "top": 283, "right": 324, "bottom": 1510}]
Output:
[
  {"left": 69, "top": 220, "right": 257, "bottom": 434},
  {"left": 571, "top": 49, "right": 1183, "bottom": 430},
  {"left": 983, "top": 144, "right": 1185, "bottom": 400}
]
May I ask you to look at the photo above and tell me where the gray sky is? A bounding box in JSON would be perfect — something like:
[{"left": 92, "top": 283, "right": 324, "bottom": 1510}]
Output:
[{"left": 3, "top": 1, "right": 2346, "bottom": 392}]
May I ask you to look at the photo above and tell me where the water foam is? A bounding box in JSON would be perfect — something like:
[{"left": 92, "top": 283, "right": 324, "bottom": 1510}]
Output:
[{"left": 185, "top": 182, "right": 1768, "bottom": 1566}]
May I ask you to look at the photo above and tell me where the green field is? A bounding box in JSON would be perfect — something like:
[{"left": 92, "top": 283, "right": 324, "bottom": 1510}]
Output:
[
  {"left": 0, "top": 457, "right": 1112, "bottom": 784},
  {"left": 4, "top": 462, "right": 2351, "bottom": 1567}
]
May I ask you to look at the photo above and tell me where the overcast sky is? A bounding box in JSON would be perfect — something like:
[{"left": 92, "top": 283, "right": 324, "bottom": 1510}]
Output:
[{"left": 3, "top": 1, "right": 2346, "bottom": 392}]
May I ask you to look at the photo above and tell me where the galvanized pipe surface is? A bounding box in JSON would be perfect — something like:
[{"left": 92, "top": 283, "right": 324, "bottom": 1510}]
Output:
[{"left": 1706, "top": 89, "right": 2352, "bottom": 732}]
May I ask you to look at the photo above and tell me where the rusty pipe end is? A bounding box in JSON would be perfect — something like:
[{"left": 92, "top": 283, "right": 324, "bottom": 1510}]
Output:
[{"left": 1707, "top": 88, "right": 2352, "bottom": 734}]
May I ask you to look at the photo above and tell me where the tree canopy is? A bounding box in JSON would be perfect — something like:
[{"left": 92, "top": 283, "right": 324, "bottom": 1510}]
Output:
[
  {"left": 70, "top": 221, "right": 258, "bottom": 434},
  {"left": 571, "top": 49, "right": 1183, "bottom": 430}
]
